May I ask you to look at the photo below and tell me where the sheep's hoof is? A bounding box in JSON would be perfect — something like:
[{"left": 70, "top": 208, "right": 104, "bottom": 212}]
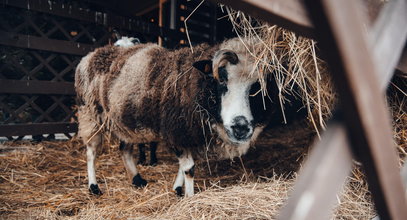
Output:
[
  {"left": 132, "top": 174, "right": 147, "bottom": 188},
  {"left": 89, "top": 184, "right": 102, "bottom": 195},
  {"left": 149, "top": 159, "right": 158, "bottom": 166},
  {"left": 137, "top": 158, "right": 147, "bottom": 166},
  {"left": 175, "top": 186, "right": 183, "bottom": 197}
]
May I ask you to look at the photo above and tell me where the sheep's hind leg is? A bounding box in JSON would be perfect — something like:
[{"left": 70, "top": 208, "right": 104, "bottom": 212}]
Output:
[
  {"left": 173, "top": 150, "right": 195, "bottom": 197},
  {"left": 137, "top": 143, "right": 147, "bottom": 165},
  {"left": 120, "top": 141, "right": 147, "bottom": 187},
  {"left": 149, "top": 142, "right": 158, "bottom": 166},
  {"left": 87, "top": 134, "right": 102, "bottom": 195}
]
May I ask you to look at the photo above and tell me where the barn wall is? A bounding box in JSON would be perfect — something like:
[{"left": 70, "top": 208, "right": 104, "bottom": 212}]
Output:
[{"left": 0, "top": 0, "right": 225, "bottom": 140}]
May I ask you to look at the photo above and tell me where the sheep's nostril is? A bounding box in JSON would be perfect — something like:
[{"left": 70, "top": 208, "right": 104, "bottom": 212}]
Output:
[
  {"left": 231, "top": 124, "right": 250, "bottom": 140},
  {"left": 230, "top": 116, "right": 253, "bottom": 140}
]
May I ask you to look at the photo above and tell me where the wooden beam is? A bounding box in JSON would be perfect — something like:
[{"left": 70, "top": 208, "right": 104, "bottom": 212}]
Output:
[
  {"left": 369, "top": 0, "right": 407, "bottom": 87},
  {"left": 209, "top": 0, "right": 314, "bottom": 39},
  {"left": 0, "top": 123, "right": 77, "bottom": 136},
  {"left": 209, "top": 0, "right": 407, "bottom": 219},
  {"left": 397, "top": 47, "right": 407, "bottom": 74},
  {"left": 158, "top": 0, "right": 164, "bottom": 46},
  {"left": 0, "top": 80, "right": 76, "bottom": 95},
  {"left": 301, "top": 0, "right": 407, "bottom": 219},
  {"left": 278, "top": 121, "right": 353, "bottom": 220},
  {"left": 0, "top": 30, "right": 94, "bottom": 56}
]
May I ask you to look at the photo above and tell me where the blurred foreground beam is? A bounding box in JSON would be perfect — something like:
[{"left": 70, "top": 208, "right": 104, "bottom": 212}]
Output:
[
  {"left": 279, "top": 0, "right": 407, "bottom": 219},
  {"left": 369, "top": 0, "right": 407, "bottom": 86},
  {"left": 212, "top": 0, "right": 407, "bottom": 219},
  {"left": 210, "top": 0, "right": 314, "bottom": 38}
]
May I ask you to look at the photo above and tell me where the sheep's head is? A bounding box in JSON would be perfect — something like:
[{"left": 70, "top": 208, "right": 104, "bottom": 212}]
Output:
[
  {"left": 194, "top": 47, "right": 266, "bottom": 152},
  {"left": 114, "top": 37, "right": 140, "bottom": 47}
]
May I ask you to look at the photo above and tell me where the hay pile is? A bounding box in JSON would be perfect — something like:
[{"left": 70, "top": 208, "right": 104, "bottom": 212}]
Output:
[
  {"left": 0, "top": 83, "right": 404, "bottom": 219},
  {"left": 223, "top": 8, "right": 336, "bottom": 136},
  {"left": 0, "top": 122, "right": 377, "bottom": 219}
]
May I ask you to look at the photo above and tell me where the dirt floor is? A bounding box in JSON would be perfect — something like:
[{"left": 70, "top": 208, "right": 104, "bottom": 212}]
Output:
[{"left": 0, "top": 120, "right": 324, "bottom": 219}]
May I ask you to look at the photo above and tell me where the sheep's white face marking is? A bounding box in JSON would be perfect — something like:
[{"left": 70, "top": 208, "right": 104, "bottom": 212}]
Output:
[
  {"left": 193, "top": 49, "right": 261, "bottom": 146},
  {"left": 219, "top": 65, "right": 256, "bottom": 144},
  {"left": 114, "top": 37, "right": 140, "bottom": 47},
  {"left": 212, "top": 50, "right": 257, "bottom": 145}
]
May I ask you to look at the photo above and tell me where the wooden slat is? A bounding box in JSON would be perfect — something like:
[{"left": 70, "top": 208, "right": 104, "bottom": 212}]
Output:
[
  {"left": 302, "top": 0, "right": 407, "bottom": 219},
  {"left": 397, "top": 47, "right": 407, "bottom": 74},
  {"left": 0, "top": 30, "right": 94, "bottom": 55},
  {"left": 211, "top": 0, "right": 407, "bottom": 217},
  {"left": 0, "top": 80, "right": 75, "bottom": 95},
  {"left": 279, "top": 121, "right": 353, "bottom": 220},
  {"left": 209, "top": 0, "right": 314, "bottom": 39},
  {"left": 0, "top": 123, "right": 77, "bottom": 136},
  {"left": 369, "top": 0, "right": 407, "bottom": 87}
]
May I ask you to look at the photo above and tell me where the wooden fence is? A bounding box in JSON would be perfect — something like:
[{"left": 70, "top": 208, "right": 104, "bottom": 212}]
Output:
[{"left": 0, "top": 0, "right": 216, "bottom": 140}]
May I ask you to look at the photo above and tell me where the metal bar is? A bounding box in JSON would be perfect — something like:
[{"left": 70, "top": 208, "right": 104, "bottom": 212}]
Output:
[
  {"left": 0, "top": 30, "right": 94, "bottom": 56},
  {"left": 0, "top": 123, "right": 77, "bottom": 136},
  {"left": 302, "top": 0, "right": 407, "bottom": 219},
  {"left": 170, "top": 0, "right": 179, "bottom": 30},
  {"left": 0, "top": 79, "right": 75, "bottom": 95}
]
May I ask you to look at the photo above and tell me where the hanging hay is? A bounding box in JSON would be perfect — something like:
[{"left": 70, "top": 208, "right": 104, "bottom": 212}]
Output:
[
  {"left": 222, "top": 7, "right": 336, "bottom": 137},
  {"left": 388, "top": 73, "right": 407, "bottom": 163}
]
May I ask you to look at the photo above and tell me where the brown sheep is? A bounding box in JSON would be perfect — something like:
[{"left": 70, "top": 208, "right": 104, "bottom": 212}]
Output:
[{"left": 75, "top": 38, "right": 280, "bottom": 197}]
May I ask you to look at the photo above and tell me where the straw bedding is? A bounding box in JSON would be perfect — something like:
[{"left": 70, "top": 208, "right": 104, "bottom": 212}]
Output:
[
  {"left": 2, "top": 106, "right": 404, "bottom": 219},
  {"left": 0, "top": 85, "right": 405, "bottom": 219},
  {"left": 1, "top": 8, "right": 406, "bottom": 220}
]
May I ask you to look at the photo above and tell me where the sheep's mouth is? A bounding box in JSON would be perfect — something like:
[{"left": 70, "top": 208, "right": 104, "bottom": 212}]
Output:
[
  {"left": 212, "top": 123, "right": 253, "bottom": 145},
  {"left": 225, "top": 128, "right": 253, "bottom": 145}
]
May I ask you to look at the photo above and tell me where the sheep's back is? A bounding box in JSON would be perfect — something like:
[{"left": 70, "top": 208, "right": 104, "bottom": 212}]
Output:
[{"left": 107, "top": 44, "right": 166, "bottom": 142}]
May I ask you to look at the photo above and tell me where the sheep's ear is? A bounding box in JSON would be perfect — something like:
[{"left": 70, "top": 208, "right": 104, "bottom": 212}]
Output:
[{"left": 193, "top": 60, "right": 213, "bottom": 76}]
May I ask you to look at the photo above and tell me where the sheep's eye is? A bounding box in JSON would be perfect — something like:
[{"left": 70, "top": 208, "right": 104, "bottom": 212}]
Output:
[
  {"left": 218, "top": 78, "right": 226, "bottom": 85},
  {"left": 218, "top": 66, "right": 228, "bottom": 85}
]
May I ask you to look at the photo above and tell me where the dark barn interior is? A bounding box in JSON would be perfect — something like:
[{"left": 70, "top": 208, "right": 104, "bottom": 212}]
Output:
[
  {"left": 0, "top": 0, "right": 236, "bottom": 141},
  {"left": 0, "top": 0, "right": 406, "bottom": 219}
]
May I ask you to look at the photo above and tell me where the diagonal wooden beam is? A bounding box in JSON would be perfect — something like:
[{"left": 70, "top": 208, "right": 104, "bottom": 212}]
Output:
[
  {"left": 279, "top": 121, "right": 353, "bottom": 220},
  {"left": 369, "top": 0, "right": 407, "bottom": 87},
  {"left": 211, "top": 0, "right": 407, "bottom": 219},
  {"left": 282, "top": 0, "right": 407, "bottom": 220},
  {"left": 210, "top": 0, "right": 314, "bottom": 38}
]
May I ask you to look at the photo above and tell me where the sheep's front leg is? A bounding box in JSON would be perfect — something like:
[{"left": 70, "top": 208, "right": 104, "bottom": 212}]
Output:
[
  {"left": 87, "top": 134, "right": 102, "bottom": 195},
  {"left": 119, "top": 141, "right": 147, "bottom": 187},
  {"left": 173, "top": 150, "right": 195, "bottom": 197}
]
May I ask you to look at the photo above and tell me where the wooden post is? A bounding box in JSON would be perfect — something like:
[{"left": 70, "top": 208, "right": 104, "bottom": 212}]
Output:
[{"left": 158, "top": 0, "right": 165, "bottom": 46}]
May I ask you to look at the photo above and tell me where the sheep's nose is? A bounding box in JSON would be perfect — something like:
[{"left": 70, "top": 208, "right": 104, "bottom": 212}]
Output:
[{"left": 231, "top": 116, "right": 252, "bottom": 140}]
